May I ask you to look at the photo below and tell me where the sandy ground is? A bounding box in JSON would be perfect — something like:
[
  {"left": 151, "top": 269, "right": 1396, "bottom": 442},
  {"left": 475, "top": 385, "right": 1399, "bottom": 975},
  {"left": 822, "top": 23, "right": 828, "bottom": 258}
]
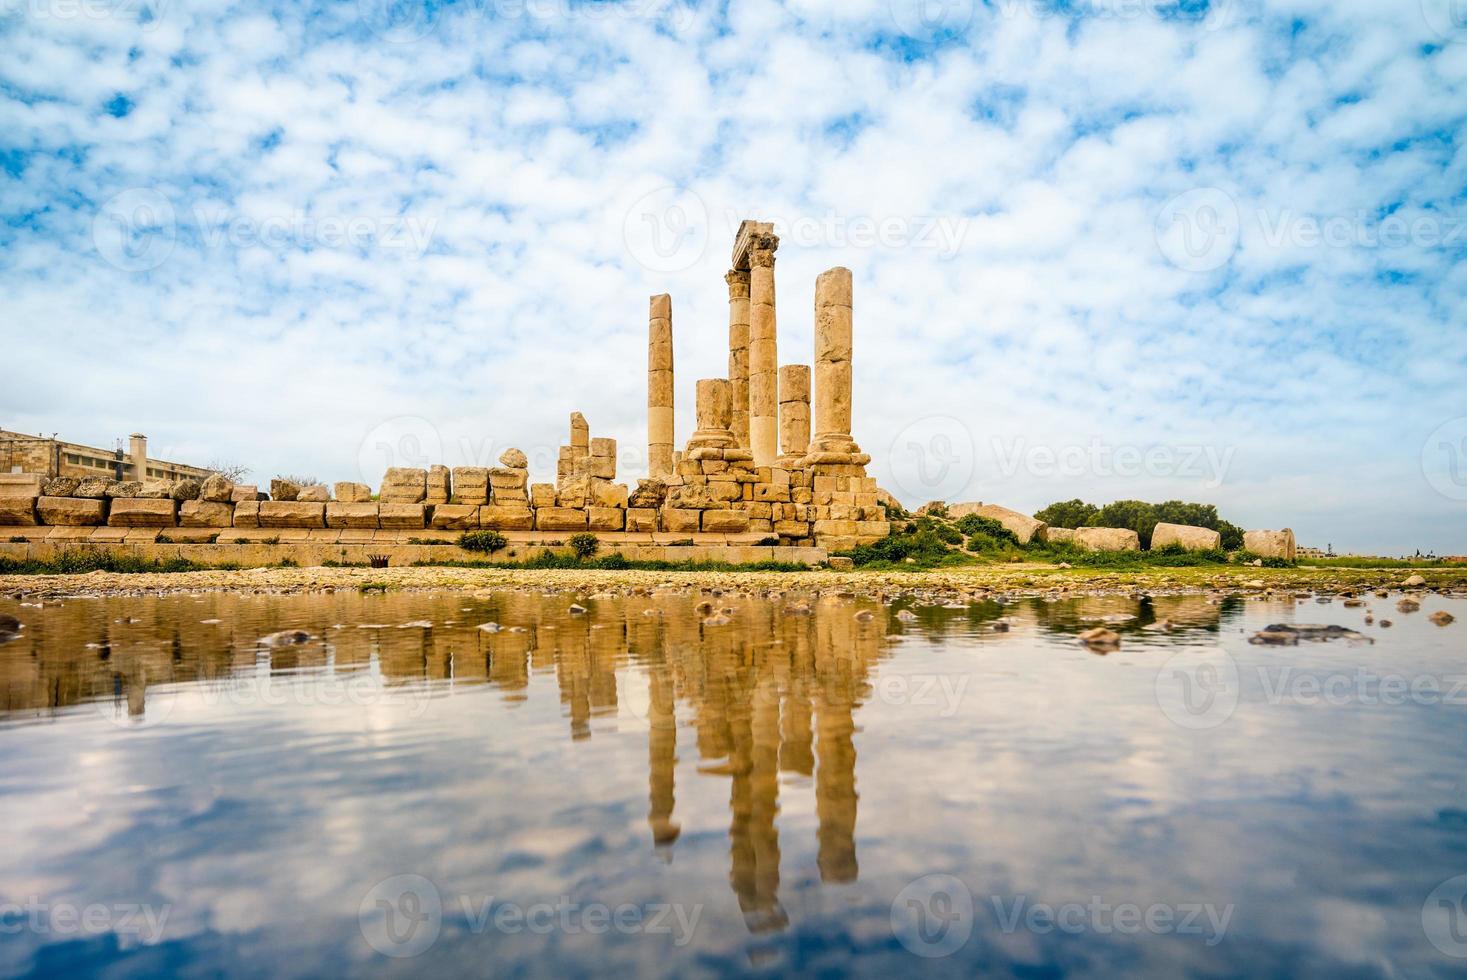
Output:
[{"left": 3, "top": 564, "right": 1464, "bottom": 600}]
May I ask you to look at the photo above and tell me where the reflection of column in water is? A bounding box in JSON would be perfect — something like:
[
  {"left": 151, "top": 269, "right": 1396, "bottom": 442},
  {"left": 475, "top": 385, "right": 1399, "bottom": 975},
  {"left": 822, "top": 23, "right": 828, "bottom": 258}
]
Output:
[
  {"left": 727, "top": 634, "right": 788, "bottom": 932},
  {"left": 813, "top": 602, "right": 864, "bottom": 884},
  {"left": 647, "top": 663, "right": 680, "bottom": 852},
  {"left": 778, "top": 611, "right": 815, "bottom": 776},
  {"left": 587, "top": 614, "right": 623, "bottom": 722},
  {"left": 555, "top": 615, "right": 593, "bottom": 741}
]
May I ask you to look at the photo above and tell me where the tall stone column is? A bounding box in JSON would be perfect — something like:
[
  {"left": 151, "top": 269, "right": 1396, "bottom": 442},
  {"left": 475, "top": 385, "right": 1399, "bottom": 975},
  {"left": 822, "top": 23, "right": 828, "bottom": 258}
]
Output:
[
  {"left": 647, "top": 294, "right": 675, "bottom": 478},
  {"left": 747, "top": 232, "right": 780, "bottom": 467},
  {"left": 777, "top": 364, "right": 810, "bottom": 466},
  {"left": 810, "top": 267, "right": 862, "bottom": 457},
  {"left": 726, "top": 270, "right": 751, "bottom": 449}
]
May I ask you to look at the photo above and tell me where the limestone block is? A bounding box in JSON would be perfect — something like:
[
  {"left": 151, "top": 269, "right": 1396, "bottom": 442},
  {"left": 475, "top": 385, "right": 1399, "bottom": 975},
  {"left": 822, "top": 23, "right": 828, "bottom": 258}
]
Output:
[
  {"left": 499, "top": 448, "right": 528, "bottom": 469},
  {"left": 296, "top": 485, "right": 330, "bottom": 502},
  {"left": 0, "top": 496, "right": 38, "bottom": 526},
  {"left": 661, "top": 508, "right": 701, "bottom": 533},
  {"left": 42, "top": 477, "right": 80, "bottom": 497},
  {"left": 427, "top": 465, "right": 451, "bottom": 505},
  {"left": 334, "top": 482, "right": 374, "bottom": 503},
  {"left": 74, "top": 477, "right": 110, "bottom": 499},
  {"left": 259, "top": 501, "right": 326, "bottom": 529},
  {"left": 200, "top": 475, "right": 234, "bottom": 502},
  {"left": 570, "top": 412, "right": 590, "bottom": 451},
  {"left": 1243, "top": 529, "right": 1296, "bottom": 561},
  {"left": 556, "top": 476, "right": 589, "bottom": 509},
  {"left": 170, "top": 479, "right": 202, "bottom": 501},
  {"left": 703, "top": 509, "right": 750, "bottom": 533},
  {"left": 744, "top": 501, "right": 773, "bottom": 519},
  {"left": 1074, "top": 527, "right": 1141, "bottom": 552},
  {"left": 233, "top": 500, "right": 261, "bottom": 528},
  {"left": 379, "top": 468, "right": 427, "bottom": 504},
  {"left": 590, "top": 437, "right": 616, "bottom": 459},
  {"left": 136, "top": 479, "right": 172, "bottom": 499},
  {"left": 230, "top": 485, "right": 264, "bottom": 503},
  {"left": 963, "top": 504, "right": 1047, "bottom": 546},
  {"left": 108, "top": 498, "right": 177, "bottom": 528},
  {"left": 774, "top": 520, "right": 810, "bottom": 538},
  {"left": 668, "top": 485, "right": 717, "bottom": 510},
  {"left": 270, "top": 478, "right": 301, "bottom": 502},
  {"left": 626, "top": 508, "right": 659, "bottom": 532},
  {"left": 451, "top": 469, "right": 490, "bottom": 505},
  {"left": 591, "top": 481, "right": 628, "bottom": 509},
  {"left": 179, "top": 500, "right": 235, "bottom": 528},
  {"left": 530, "top": 483, "right": 557, "bottom": 509},
  {"left": 1043, "top": 527, "right": 1075, "bottom": 545},
  {"left": 429, "top": 504, "right": 480, "bottom": 531},
  {"left": 378, "top": 504, "right": 427, "bottom": 530},
  {"left": 536, "top": 507, "right": 588, "bottom": 531},
  {"left": 1151, "top": 522, "right": 1222, "bottom": 552},
  {"left": 647, "top": 370, "right": 675, "bottom": 408},
  {"left": 572, "top": 455, "right": 616, "bottom": 480},
  {"left": 326, "top": 502, "right": 379, "bottom": 529},
  {"left": 37, "top": 496, "right": 105, "bottom": 526},
  {"left": 489, "top": 467, "right": 528, "bottom": 491},
  {"left": 753, "top": 484, "right": 790, "bottom": 503},
  {"left": 0, "top": 474, "right": 43, "bottom": 497},
  {"left": 587, "top": 507, "right": 625, "bottom": 532},
  {"left": 629, "top": 479, "right": 667, "bottom": 508},
  {"left": 481, "top": 505, "right": 534, "bottom": 531}
]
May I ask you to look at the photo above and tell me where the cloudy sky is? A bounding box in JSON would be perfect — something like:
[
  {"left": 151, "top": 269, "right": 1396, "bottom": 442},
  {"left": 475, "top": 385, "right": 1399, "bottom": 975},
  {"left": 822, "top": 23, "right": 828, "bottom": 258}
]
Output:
[{"left": 2, "top": 0, "right": 1464, "bottom": 554}]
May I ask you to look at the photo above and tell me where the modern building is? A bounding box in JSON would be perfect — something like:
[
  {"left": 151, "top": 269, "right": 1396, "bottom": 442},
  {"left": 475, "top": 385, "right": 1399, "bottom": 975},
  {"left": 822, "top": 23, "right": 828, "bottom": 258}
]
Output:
[{"left": 0, "top": 429, "right": 215, "bottom": 483}]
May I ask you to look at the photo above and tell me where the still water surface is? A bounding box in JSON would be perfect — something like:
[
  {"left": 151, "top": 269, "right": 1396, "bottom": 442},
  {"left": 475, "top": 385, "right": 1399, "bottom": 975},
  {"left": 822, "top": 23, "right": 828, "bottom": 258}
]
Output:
[{"left": 0, "top": 587, "right": 1464, "bottom": 978}]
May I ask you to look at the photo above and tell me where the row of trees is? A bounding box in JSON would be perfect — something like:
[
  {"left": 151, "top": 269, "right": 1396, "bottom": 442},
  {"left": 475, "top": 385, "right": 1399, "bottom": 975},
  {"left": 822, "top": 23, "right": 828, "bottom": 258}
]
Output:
[{"left": 1033, "top": 499, "right": 1245, "bottom": 550}]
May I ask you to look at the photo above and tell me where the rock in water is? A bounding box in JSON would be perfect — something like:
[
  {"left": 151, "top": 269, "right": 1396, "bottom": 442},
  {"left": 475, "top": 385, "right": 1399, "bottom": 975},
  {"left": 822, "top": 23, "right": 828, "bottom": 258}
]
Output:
[
  {"left": 1397, "top": 598, "right": 1421, "bottom": 613},
  {"left": 259, "top": 629, "right": 312, "bottom": 646},
  {"left": 1430, "top": 611, "right": 1455, "bottom": 627},
  {"left": 1404, "top": 574, "right": 1426, "bottom": 587},
  {"left": 1078, "top": 627, "right": 1120, "bottom": 649}
]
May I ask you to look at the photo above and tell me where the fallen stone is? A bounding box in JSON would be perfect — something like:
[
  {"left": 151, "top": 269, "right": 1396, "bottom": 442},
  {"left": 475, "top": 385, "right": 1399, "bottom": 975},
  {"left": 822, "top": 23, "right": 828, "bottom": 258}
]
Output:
[
  {"left": 1404, "top": 574, "right": 1426, "bottom": 587},
  {"left": 296, "top": 485, "right": 330, "bottom": 502},
  {"left": 178, "top": 500, "right": 235, "bottom": 528},
  {"left": 170, "top": 479, "right": 202, "bottom": 501},
  {"left": 41, "top": 477, "right": 80, "bottom": 497},
  {"left": 429, "top": 504, "right": 479, "bottom": 531},
  {"left": 1073, "top": 527, "right": 1141, "bottom": 552},
  {"left": 230, "top": 485, "right": 264, "bottom": 503},
  {"left": 270, "top": 478, "right": 302, "bottom": 502},
  {"left": 951, "top": 503, "right": 1047, "bottom": 545},
  {"left": 1243, "top": 529, "right": 1296, "bottom": 561},
  {"left": 136, "top": 479, "right": 173, "bottom": 499},
  {"left": 334, "top": 481, "right": 373, "bottom": 503},
  {"left": 1151, "top": 522, "right": 1221, "bottom": 551},
  {"left": 379, "top": 468, "right": 427, "bottom": 504},
  {"left": 73, "top": 477, "right": 110, "bottom": 499},
  {"left": 199, "top": 474, "right": 234, "bottom": 502},
  {"left": 499, "top": 448, "right": 528, "bottom": 469}
]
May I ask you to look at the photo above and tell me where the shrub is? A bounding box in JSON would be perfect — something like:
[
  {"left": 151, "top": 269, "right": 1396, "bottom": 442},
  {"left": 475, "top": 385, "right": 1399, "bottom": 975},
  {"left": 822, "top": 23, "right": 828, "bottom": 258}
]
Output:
[
  {"left": 597, "top": 552, "right": 631, "bottom": 570},
  {"left": 954, "top": 514, "right": 1018, "bottom": 544},
  {"left": 460, "top": 530, "right": 508, "bottom": 553},
  {"left": 1034, "top": 499, "right": 1099, "bottom": 529},
  {"left": 569, "top": 533, "right": 600, "bottom": 559}
]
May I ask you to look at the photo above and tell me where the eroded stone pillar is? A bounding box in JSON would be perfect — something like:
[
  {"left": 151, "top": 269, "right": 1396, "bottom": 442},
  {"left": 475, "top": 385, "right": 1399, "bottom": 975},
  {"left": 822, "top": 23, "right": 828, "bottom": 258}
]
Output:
[
  {"left": 648, "top": 294, "right": 675, "bottom": 478},
  {"left": 726, "top": 270, "right": 751, "bottom": 449},
  {"left": 570, "top": 412, "right": 590, "bottom": 456},
  {"left": 748, "top": 232, "right": 780, "bottom": 467},
  {"left": 687, "top": 378, "right": 735, "bottom": 450},
  {"left": 777, "top": 364, "right": 810, "bottom": 466},
  {"left": 810, "top": 267, "right": 862, "bottom": 458}
]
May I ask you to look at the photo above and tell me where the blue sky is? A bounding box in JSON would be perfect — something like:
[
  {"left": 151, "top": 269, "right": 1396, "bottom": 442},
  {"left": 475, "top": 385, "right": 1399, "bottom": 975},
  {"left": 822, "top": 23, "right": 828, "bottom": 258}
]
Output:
[{"left": 1, "top": 0, "right": 1464, "bottom": 554}]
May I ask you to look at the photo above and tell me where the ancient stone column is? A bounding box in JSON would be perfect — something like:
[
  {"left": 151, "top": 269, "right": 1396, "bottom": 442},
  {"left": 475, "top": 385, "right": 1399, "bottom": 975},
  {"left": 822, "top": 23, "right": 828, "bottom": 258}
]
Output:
[
  {"left": 570, "top": 411, "right": 590, "bottom": 457},
  {"left": 726, "top": 270, "right": 751, "bottom": 449},
  {"left": 810, "top": 267, "right": 861, "bottom": 457},
  {"left": 747, "top": 232, "right": 780, "bottom": 467},
  {"left": 687, "top": 378, "right": 735, "bottom": 450},
  {"left": 647, "top": 294, "right": 675, "bottom": 478},
  {"left": 777, "top": 364, "right": 810, "bottom": 465}
]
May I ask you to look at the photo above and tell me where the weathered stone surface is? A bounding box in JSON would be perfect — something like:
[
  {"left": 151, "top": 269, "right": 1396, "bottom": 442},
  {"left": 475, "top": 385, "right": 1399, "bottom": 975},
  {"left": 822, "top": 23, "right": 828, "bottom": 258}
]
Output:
[
  {"left": 629, "top": 478, "right": 667, "bottom": 508},
  {"left": 334, "top": 482, "right": 373, "bottom": 503},
  {"left": 325, "top": 503, "right": 379, "bottom": 529},
  {"left": 426, "top": 465, "right": 451, "bottom": 505},
  {"left": 499, "top": 448, "right": 528, "bottom": 469},
  {"left": 587, "top": 506, "right": 625, "bottom": 531},
  {"left": 1074, "top": 527, "right": 1141, "bottom": 552},
  {"left": 1043, "top": 527, "right": 1075, "bottom": 545},
  {"left": 703, "top": 509, "right": 750, "bottom": 533},
  {"left": 591, "top": 481, "right": 628, "bottom": 509},
  {"left": 626, "top": 508, "right": 658, "bottom": 532},
  {"left": 0, "top": 496, "right": 38, "bottom": 525},
  {"left": 42, "top": 477, "right": 80, "bottom": 497},
  {"left": 108, "top": 498, "right": 177, "bottom": 527},
  {"left": 950, "top": 503, "right": 1047, "bottom": 545},
  {"left": 661, "top": 508, "right": 701, "bottom": 533},
  {"left": 379, "top": 468, "right": 427, "bottom": 504},
  {"left": 37, "top": 496, "right": 106, "bottom": 526},
  {"left": 489, "top": 467, "right": 528, "bottom": 491},
  {"left": 137, "top": 479, "right": 173, "bottom": 499},
  {"left": 480, "top": 505, "right": 534, "bottom": 531},
  {"left": 429, "top": 504, "right": 480, "bottom": 531},
  {"left": 378, "top": 503, "right": 427, "bottom": 530},
  {"left": 74, "top": 477, "right": 110, "bottom": 499},
  {"left": 530, "top": 483, "right": 557, "bottom": 509},
  {"left": 259, "top": 501, "right": 326, "bottom": 529},
  {"left": 1151, "top": 522, "right": 1221, "bottom": 551},
  {"left": 570, "top": 412, "right": 590, "bottom": 451},
  {"left": 450, "top": 468, "right": 490, "bottom": 505},
  {"left": 536, "top": 507, "right": 588, "bottom": 531},
  {"left": 1244, "top": 529, "right": 1296, "bottom": 561},
  {"left": 170, "top": 479, "right": 202, "bottom": 501},
  {"left": 230, "top": 485, "right": 264, "bottom": 503},
  {"left": 0, "top": 474, "right": 44, "bottom": 498},
  {"left": 556, "top": 476, "right": 589, "bottom": 509},
  {"left": 200, "top": 475, "right": 234, "bottom": 502},
  {"left": 179, "top": 501, "right": 235, "bottom": 528},
  {"left": 233, "top": 500, "right": 261, "bottom": 527},
  {"left": 270, "top": 478, "right": 301, "bottom": 502},
  {"left": 295, "top": 485, "right": 330, "bottom": 502}
]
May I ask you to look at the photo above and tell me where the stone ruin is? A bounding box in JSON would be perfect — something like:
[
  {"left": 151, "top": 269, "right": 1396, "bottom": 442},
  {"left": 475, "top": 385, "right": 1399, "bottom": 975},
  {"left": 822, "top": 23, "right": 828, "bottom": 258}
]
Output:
[{"left": 0, "top": 220, "right": 891, "bottom": 552}]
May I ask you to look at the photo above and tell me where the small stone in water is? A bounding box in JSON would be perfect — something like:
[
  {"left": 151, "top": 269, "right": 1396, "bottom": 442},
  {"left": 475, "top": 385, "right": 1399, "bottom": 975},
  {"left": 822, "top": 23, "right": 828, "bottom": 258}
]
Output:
[
  {"left": 569, "top": 604, "right": 587, "bottom": 615},
  {"left": 1078, "top": 627, "right": 1120, "bottom": 649},
  {"left": 1397, "top": 598, "right": 1421, "bottom": 613},
  {"left": 1430, "top": 611, "right": 1455, "bottom": 627}
]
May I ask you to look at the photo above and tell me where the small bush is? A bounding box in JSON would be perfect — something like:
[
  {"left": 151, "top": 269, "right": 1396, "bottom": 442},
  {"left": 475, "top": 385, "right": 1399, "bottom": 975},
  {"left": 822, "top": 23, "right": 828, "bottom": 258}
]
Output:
[
  {"left": 755, "top": 536, "right": 780, "bottom": 546},
  {"left": 598, "top": 552, "right": 631, "bottom": 570},
  {"left": 954, "top": 514, "right": 1018, "bottom": 544},
  {"left": 460, "top": 530, "right": 508, "bottom": 553},
  {"left": 569, "top": 533, "right": 600, "bottom": 559}
]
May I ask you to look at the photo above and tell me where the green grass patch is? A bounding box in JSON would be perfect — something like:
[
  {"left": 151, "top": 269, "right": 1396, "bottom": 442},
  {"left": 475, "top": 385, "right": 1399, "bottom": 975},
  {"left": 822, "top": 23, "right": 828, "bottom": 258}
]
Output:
[
  {"left": 413, "top": 550, "right": 810, "bottom": 573},
  {"left": 0, "top": 549, "right": 214, "bottom": 575}
]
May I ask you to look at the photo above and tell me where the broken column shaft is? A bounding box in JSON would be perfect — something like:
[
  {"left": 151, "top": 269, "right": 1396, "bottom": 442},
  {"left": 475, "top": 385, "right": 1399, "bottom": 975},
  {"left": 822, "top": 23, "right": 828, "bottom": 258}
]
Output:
[
  {"left": 726, "top": 270, "right": 751, "bottom": 449},
  {"left": 777, "top": 364, "right": 810, "bottom": 466},
  {"left": 648, "top": 294, "right": 675, "bottom": 478}
]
